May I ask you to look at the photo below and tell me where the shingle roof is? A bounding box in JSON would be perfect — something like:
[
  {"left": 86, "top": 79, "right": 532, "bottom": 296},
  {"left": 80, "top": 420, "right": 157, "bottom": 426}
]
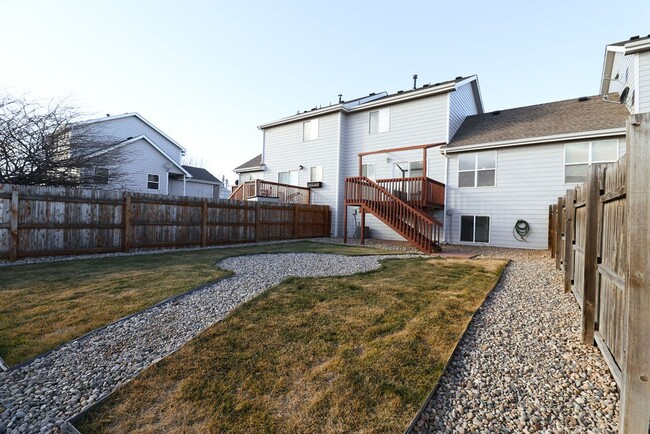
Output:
[
  {"left": 446, "top": 94, "right": 630, "bottom": 149},
  {"left": 182, "top": 165, "right": 222, "bottom": 184},
  {"left": 608, "top": 34, "right": 650, "bottom": 47},
  {"left": 234, "top": 154, "right": 262, "bottom": 171}
]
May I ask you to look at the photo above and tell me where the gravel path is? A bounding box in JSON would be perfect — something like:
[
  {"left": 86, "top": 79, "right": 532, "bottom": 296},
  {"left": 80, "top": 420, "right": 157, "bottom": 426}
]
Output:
[
  {"left": 410, "top": 247, "right": 619, "bottom": 434},
  {"left": 0, "top": 252, "right": 411, "bottom": 434}
]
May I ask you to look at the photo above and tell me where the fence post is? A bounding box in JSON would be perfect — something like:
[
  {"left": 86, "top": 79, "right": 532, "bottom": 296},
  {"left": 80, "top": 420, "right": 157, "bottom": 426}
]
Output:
[
  {"left": 201, "top": 200, "right": 208, "bottom": 247},
  {"left": 549, "top": 204, "right": 555, "bottom": 257},
  {"left": 254, "top": 202, "right": 261, "bottom": 242},
  {"left": 564, "top": 188, "right": 575, "bottom": 293},
  {"left": 293, "top": 204, "right": 299, "bottom": 239},
  {"left": 123, "top": 193, "right": 132, "bottom": 252},
  {"left": 555, "top": 197, "right": 563, "bottom": 270},
  {"left": 9, "top": 191, "right": 19, "bottom": 261},
  {"left": 581, "top": 166, "right": 599, "bottom": 345},
  {"left": 620, "top": 113, "right": 650, "bottom": 433}
]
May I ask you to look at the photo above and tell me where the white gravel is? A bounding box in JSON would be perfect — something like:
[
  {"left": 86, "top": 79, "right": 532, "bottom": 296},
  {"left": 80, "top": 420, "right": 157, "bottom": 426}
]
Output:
[
  {"left": 0, "top": 252, "right": 413, "bottom": 434},
  {"left": 409, "top": 246, "right": 619, "bottom": 434}
]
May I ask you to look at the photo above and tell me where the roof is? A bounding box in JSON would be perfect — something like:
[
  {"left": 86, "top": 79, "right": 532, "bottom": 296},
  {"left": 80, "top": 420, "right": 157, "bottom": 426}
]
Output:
[
  {"left": 258, "top": 76, "right": 482, "bottom": 129},
  {"left": 445, "top": 94, "right": 629, "bottom": 150},
  {"left": 182, "top": 165, "right": 222, "bottom": 184},
  {"left": 607, "top": 34, "right": 650, "bottom": 53},
  {"left": 80, "top": 112, "right": 186, "bottom": 152},
  {"left": 234, "top": 154, "right": 263, "bottom": 172}
]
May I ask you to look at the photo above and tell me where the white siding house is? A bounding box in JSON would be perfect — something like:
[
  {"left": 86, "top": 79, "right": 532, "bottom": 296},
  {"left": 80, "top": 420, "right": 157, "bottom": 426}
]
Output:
[
  {"left": 257, "top": 76, "right": 483, "bottom": 239},
  {"left": 80, "top": 113, "right": 221, "bottom": 198},
  {"left": 601, "top": 35, "right": 650, "bottom": 114}
]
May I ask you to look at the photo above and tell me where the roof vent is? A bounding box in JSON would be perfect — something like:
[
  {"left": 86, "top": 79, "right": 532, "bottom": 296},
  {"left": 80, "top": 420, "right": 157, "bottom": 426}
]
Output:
[
  {"left": 106, "top": 114, "right": 110, "bottom": 117},
  {"left": 455, "top": 76, "right": 463, "bottom": 80},
  {"left": 630, "top": 35, "right": 640, "bottom": 40},
  {"left": 369, "top": 92, "right": 376, "bottom": 96},
  {"left": 492, "top": 111, "right": 501, "bottom": 116},
  {"left": 423, "top": 83, "right": 430, "bottom": 88},
  {"left": 434, "top": 82, "right": 440, "bottom": 86},
  {"left": 397, "top": 90, "right": 404, "bottom": 94},
  {"left": 338, "top": 93, "right": 342, "bottom": 103},
  {"left": 413, "top": 74, "right": 418, "bottom": 90},
  {"left": 578, "top": 96, "right": 589, "bottom": 102}
]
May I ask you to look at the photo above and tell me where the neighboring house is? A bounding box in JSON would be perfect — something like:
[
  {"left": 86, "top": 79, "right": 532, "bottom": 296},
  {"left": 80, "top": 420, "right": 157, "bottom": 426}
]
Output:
[
  {"left": 233, "top": 154, "right": 264, "bottom": 185},
  {"left": 179, "top": 165, "right": 223, "bottom": 199},
  {"left": 79, "top": 113, "right": 220, "bottom": 199},
  {"left": 241, "top": 35, "right": 649, "bottom": 251}
]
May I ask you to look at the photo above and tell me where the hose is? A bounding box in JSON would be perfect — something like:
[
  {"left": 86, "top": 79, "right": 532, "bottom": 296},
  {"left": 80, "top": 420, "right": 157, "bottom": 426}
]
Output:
[{"left": 513, "top": 219, "right": 530, "bottom": 241}]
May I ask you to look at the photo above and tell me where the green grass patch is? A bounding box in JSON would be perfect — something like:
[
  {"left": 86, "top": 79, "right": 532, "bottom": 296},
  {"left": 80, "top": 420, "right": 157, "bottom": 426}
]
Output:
[
  {"left": 0, "top": 241, "right": 396, "bottom": 366},
  {"left": 77, "top": 257, "right": 506, "bottom": 434}
]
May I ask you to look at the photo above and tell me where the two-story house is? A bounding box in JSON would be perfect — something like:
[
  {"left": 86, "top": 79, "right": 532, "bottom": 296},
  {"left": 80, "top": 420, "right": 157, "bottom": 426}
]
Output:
[
  {"left": 81, "top": 113, "right": 222, "bottom": 199},
  {"left": 236, "top": 35, "right": 649, "bottom": 251}
]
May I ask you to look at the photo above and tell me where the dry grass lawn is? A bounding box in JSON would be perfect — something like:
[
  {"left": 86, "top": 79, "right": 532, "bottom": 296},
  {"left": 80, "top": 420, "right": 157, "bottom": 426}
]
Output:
[
  {"left": 77, "top": 257, "right": 506, "bottom": 434},
  {"left": 0, "top": 241, "right": 395, "bottom": 366}
]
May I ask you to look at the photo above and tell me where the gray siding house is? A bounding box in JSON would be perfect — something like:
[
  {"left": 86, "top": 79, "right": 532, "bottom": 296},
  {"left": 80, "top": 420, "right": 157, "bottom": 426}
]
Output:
[
  {"left": 81, "top": 113, "right": 221, "bottom": 198},
  {"left": 241, "top": 35, "right": 650, "bottom": 251}
]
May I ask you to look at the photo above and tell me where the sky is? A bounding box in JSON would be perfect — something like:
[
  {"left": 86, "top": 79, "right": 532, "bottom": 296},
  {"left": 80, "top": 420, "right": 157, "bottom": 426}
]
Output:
[{"left": 2, "top": 0, "right": 650, "bottom": 185}]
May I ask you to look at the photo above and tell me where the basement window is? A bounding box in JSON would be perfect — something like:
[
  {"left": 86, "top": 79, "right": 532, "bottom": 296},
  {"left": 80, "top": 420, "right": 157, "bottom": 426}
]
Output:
[
  {"left": 147, "top": 174, "right": 160, "bottom": 190},
  {"left": 460, "top": 215, "right": 490, "bottom": 243}
]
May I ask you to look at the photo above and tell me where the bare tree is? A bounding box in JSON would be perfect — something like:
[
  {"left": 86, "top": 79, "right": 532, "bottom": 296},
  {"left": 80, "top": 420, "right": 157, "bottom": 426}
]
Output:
[{"left": 0, "top": 94, "right": 125, "bottom": 187}]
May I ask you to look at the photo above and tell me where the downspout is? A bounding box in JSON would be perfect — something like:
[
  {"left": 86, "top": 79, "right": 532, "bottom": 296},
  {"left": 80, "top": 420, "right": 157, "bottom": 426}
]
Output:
[
  {"left": 443, "top": 148, "right": 449, "bottom": 243},
  {"left": 183, "top": 175, "right": 186, "bottom": 196},
  {"left": 261, "top": 128, "right": 266, "bottom": 180},
  {"left": 334, "top": 111, "right": 342, "bottom": 237}
]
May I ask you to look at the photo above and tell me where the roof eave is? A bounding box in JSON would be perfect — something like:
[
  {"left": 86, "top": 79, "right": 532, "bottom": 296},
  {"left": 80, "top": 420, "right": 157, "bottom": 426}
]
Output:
[
  {"left": 234, "top": 165, "right": 265, "bottom": 173},
  {"left": 442, "top": 127, "right": 626, "bottom": 153}
]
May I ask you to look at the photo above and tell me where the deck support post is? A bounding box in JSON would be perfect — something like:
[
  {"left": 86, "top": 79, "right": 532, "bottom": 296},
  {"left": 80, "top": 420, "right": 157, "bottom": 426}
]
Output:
[
  {"left": 360, "top": 208, "right": 365, "bottom": 245},
  {"left": 343, "top": 204, "right": 348, "bottom": 244}
]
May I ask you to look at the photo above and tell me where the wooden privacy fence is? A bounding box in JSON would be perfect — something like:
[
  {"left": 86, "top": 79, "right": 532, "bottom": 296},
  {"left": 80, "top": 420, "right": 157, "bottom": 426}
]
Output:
[
  {"left": 549, "top": 113, "right": 649, "bottom": 433},
  {"left": 0, "top": 184, "right": 331, "bottom": 261}
]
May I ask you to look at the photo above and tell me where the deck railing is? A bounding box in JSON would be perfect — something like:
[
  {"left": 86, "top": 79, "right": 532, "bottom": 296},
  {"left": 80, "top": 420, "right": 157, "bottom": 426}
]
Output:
[
  {"left": 229, "top": 179, "right": 310, "bottom": 204},
  {"left": 345, "top": 176, "right": 442, "bottom": 253},
  {"left": 375, "top": 177, "right": 444, "bottom": 209}
]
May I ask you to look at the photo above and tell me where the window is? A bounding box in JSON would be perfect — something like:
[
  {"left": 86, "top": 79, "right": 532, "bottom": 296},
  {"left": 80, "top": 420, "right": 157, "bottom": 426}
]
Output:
[
  {"left": 310, "top": 166, "right": 323, "bottom": 182},
  {"left": 361, "top": 163, "right": 375, "bottom": 180},
  {"left": 564, "top": 139, "right": 618, "bottom": 183},
  {"left": 458, "top": 151, "right": 496, "bottom": 187},
  {"left": 460, "top": 215, "right": 490, "bottom": 243},
  {"left": 303, "top": 119, "right": 319, "bottom": 141},
  {"left": 369, "top": 108, "right": 390, "bottom": 134},
  {"left": 147, "top": 174, "right": 160, "bottom": 190},
  {"left": 278, "top": 170, "right": 299, "bottom": 185},
  {"left": 94, "top": 167, "right": 108, "bottom": 185}
]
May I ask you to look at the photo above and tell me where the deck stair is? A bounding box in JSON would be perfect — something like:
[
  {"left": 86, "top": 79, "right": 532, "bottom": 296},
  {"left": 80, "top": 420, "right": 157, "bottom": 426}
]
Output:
[{"left": 345, "top": 176, "right": 442, "bottom": 253}]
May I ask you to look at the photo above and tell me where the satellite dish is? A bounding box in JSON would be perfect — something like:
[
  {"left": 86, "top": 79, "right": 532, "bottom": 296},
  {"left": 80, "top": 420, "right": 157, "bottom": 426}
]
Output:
[{"left": 620, "top": 87, "right": 630, "bottom": 104}]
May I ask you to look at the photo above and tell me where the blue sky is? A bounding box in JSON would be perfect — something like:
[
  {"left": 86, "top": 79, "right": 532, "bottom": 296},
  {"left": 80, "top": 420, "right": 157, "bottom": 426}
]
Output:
[{"left": 2, "top": 0, "right": 649, "bottom": 184}]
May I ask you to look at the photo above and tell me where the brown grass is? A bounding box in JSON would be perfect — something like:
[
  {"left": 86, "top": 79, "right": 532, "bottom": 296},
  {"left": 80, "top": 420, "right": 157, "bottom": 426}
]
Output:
[
  {"left": 77, "top": 257, "right": 506, "bottom": 434},
  {"left": 0, "top": 241, "right": 396, "bottom": 366}
]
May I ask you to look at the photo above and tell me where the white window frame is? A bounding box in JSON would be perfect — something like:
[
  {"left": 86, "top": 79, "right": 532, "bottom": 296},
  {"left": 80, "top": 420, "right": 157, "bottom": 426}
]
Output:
[
  {"left": 310, "top": 165, "right": 323, "bottom": 182},
  {"left": 147, "top": 174, "right": 160, "bottom": 190},
  {"left": 302, "top": 118, "right": 319, "bottom": 141},
  {"left": 278, "top": 170, "right": 299, "bottom": 185},
  {"left": 458, "top": 151, "right": 497, "bottom": 188},
  {"left": 369, "top": 108, "right": 390, "bottom": 134},
  {"left": 563, "top": 139, "right": 619, "bottom": 184},
  {"left": 459, "top": 215, "right": 491, "bottom": 244}
]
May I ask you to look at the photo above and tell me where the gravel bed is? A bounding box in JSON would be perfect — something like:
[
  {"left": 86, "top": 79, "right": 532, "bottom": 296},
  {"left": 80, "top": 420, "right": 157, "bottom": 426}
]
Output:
[
  {"left": 410, "top": 247, "right": 619, "bottom": 434},
  {"left": 0, "top": 252, "right": 413, "bottom": 434}
]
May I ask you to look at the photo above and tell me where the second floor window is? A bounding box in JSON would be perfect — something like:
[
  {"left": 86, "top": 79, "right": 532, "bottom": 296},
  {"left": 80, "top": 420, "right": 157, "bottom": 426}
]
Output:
[
  {"left": 564, "top": 139, "right": 618, "bottom": 183},
  {"left": 369, "top": 108, "right": 390, "bottom": 134},
  {"left": 310, "top": 166, "right": 323, "bottom": 182},
  {"left": 303, "top": 119, "right": 319, "bottom": 141},
  {"left": 458, "top": 151, "right": 496, "bottom": 187}
]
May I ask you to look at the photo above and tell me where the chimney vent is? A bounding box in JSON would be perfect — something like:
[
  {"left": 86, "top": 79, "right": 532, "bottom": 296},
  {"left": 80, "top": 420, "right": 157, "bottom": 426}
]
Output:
[
  {"left": 338, "top": 94, "right": 342, "bottom": 103},
  {"left": 413, "top": 74, "right": 418, "bottom": 90}
]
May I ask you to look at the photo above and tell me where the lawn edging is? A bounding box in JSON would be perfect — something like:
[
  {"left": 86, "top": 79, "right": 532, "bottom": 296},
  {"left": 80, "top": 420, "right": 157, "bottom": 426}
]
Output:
[{"left": 402, "top": 258, "right": 511, "bottom": 434}]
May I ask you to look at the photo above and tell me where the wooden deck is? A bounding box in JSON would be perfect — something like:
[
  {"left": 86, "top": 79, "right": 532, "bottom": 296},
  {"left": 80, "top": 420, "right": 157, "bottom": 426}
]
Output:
[{"left": 229, "top": 179, "right": 310, "bottom": 204}]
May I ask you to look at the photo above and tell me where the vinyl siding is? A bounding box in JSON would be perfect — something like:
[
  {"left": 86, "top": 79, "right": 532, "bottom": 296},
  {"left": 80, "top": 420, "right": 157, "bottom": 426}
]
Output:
[
  {"left": 445, "top": 137, "right": 625, "bottom": 249},
  {"left": 341, "top": 95, "right": 449, "bottom": 240},
  {"left": 104, "top": 138, "right": 176, "bottom": 194},
  {"left": 184, "top": 180, "right": 217, "bottom": 198},
  {"left": 639, "top": 51, "right": 650, "bottom": 113},
  {"left": 448, "top": 82, "right": 479, "bottom": 140},
  {"left": 87, "top": 116, "right": 184, "bottom": 164},
  {"left": 263, "top": 112, "right": 340, "bottom": 233}
]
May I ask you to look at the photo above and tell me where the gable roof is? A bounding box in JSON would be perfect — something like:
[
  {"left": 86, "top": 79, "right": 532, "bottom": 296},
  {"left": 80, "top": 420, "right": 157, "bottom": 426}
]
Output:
[
  {"left": 444, "top": 94, "right": 629, "bottom": 152},
  {"left": 80, "top": 112, "right": 186, "bottom": 152},
  {"left": 182, "top": 165, "right": 222, "bottom": 184},
  {"left": 93, "top": 135, "right": 191, "bottom": 176},
  {"left": 258, "top": 76, "right": 482, "bottom": 129},
  {"left": 234, "top": 154, "right": 263, "bottom": 172}
]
